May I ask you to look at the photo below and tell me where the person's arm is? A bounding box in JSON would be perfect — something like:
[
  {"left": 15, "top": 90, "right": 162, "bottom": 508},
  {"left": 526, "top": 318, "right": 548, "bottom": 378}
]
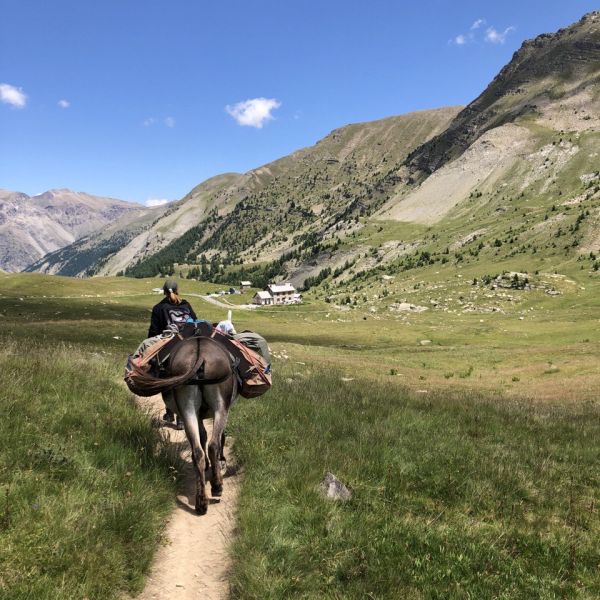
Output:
[
  {"left": 188, "top": 302, "right": 197, "bottom": 321},
  {"left": 148, "top": 305, "right": 162, "bottom": 337}
]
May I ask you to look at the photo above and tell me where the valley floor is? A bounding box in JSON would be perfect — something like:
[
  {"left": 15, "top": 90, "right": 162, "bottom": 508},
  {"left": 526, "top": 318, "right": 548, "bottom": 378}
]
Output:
[{"left": 0, "top": 273, "right": 598, "bottom": 599}]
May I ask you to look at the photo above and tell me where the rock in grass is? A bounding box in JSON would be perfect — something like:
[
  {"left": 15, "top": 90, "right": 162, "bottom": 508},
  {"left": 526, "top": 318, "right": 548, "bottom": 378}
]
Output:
[
  {"left": 320, "top": 472, "right": 352, "bottom": 502},
  {"left": 389, "top": 302, "right": 428, "bottom": 313}
]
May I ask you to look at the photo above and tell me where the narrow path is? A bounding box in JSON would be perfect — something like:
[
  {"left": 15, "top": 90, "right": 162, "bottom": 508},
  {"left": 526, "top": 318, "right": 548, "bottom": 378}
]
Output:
[{"left": 134, "top": 395, "right": 240, "bottom": 600}]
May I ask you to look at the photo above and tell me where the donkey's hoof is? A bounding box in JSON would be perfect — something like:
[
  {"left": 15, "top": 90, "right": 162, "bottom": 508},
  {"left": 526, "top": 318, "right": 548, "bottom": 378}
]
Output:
[
  {"left": 211, "top": 484, "right": 223, "bottom": 497},
  {"left": 195, "top": 502, "right": 208, "bottom": 515}
]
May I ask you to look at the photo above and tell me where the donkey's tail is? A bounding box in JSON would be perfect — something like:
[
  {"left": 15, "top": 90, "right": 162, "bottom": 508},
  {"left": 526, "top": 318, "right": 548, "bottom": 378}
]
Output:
[{"left": 125, "top": 347, "right": 205, "bottom": 397}]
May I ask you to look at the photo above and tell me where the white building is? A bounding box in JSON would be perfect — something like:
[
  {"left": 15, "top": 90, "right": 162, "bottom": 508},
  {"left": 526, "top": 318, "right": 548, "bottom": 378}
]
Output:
[
  {"left": 267, "top": 282, "right": 297, "bottom": 305},
  {"left": 240, "top": 280, "right": 252, "bottom": 291},
  {"left": 252, "top": 291, "right": 273, "bottom": 305}
]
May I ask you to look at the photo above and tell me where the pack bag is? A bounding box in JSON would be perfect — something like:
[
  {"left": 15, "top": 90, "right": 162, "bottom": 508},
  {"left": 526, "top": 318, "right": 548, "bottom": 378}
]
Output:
[
  {"left": 210, "top": 330, "right": 272, "bottom": 398},
  {"left": 124, "top": 332, "right": 173, "bottom": 395},
  {"left": 234, "top": 330, "right": 271, "bottom": 365},
  {"left": 232, "top": 339, "right": 272, "bottom": 398}
]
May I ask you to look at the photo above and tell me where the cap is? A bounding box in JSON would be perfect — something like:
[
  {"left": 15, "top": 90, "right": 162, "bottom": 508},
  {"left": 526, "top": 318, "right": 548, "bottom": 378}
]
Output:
[{"left": 163, "top": 279, "right": 178, "bottom": 294}]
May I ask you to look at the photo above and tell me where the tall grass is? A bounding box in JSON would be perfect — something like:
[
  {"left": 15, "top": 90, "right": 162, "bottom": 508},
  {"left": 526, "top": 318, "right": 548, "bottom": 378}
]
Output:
[
  {"left": 2, "top": 273, "right": 600, "bottom": 598},
  {"left": 0, "top": 339, "right": 181, "bottom": 600},
  {"left": 229, "top": 363, "right": 600, "bottom": 599}
]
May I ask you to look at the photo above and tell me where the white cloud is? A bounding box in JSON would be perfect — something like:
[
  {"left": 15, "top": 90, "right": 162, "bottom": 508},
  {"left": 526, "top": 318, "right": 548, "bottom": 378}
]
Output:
[
  {"left": 485, "top": 26, "right": 515, "bottom": 44},
  {"left": 58, "top": 99, "right": 70, "bottom": 109},
  {"left": 450, "top": 32, "right": 475, "bottom": 46},
  {"left": 451, "top": 20, "right": 515, "bottom": 47},
  {"left": 145, "top": 198, "right": 171, "bottom": 207},
  {"left": 225, "top": 97, "right": 281, "bottom": 128},
  {"left": 164, "top": 116, "right": 175, "bottom": 127},
  {"left": 143, "top": 117, "right": 157, "bottom": 126},
  {"left": 0, "top": 83, "right": 27, "bottom": 108}
]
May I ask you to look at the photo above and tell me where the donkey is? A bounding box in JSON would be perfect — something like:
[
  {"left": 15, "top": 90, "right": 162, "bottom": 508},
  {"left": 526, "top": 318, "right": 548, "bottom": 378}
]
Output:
[{"left": 162, "top": 335, "right": 238, "bottom": 515}]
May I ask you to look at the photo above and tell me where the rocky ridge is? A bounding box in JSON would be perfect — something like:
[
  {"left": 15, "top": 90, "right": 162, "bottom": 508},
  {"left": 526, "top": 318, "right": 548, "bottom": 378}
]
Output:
[
  {"left": 406, "top": 11, "right": 600, "bottom": 176},
  {"left": 0, "top": 189, "right": 146, "bottom": 272}
]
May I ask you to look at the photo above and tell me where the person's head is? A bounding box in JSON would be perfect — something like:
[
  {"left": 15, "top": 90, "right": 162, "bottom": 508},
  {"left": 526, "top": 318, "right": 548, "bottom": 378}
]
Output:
[{"left": 163, "top": 279, "right": 181, "bottom": 304}]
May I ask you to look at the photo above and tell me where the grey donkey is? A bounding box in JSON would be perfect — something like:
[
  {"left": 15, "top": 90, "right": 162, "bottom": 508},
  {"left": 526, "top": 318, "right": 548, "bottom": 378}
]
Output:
[{"left": 163, "top": 336, "right": 238, "bottom": 515}]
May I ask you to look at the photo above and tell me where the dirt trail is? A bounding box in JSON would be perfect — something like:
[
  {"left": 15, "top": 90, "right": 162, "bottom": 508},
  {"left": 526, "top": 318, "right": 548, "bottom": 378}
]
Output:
[
  {"left": 187, "top": 293, "right": 256, "bottom": 311},
  {"left": 134, "top": 395, "right": 240, "bottom": 600}
]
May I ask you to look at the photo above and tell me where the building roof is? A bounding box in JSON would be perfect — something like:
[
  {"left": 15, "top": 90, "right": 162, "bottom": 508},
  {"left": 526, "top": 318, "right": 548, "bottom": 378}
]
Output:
[
  {"left": 254, "top": 291, "right": 273, "bottom": 299},
  {"left": 268, "top": 283, "right": 296, "bottom": 293},
  {"left": 240, "top": 280, "right": 252, "bottom": 286}
]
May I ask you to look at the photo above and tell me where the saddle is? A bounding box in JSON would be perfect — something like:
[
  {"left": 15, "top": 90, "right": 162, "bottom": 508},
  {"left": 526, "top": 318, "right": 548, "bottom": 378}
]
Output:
[
  {"left": 154, "top": 321, "right": 214, "bottom": 373},
  {"left": 125, "top": 321, "right": 271, "bottom": 399}
]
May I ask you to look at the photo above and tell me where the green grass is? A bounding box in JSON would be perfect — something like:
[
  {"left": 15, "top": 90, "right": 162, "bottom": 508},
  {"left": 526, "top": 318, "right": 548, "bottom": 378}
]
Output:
[
  {"left": 0, "top": 338, "right": 183, "bottom": 600},
  {"left": 229, "top": 363, "right": 600, "bottom": 599},
  {"left": 0, "top": 272, "right": 217, "bottom": 297},
  {"left": 1, "top": 272, "right": 599, "bottom": 598},
  {"left": 354, "top": 220, "right": 429, "bottom": 246}
]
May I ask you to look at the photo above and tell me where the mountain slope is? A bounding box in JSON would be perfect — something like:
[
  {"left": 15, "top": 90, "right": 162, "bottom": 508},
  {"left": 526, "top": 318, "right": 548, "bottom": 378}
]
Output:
[
  {"left": 28, "top": 174, "right": 241, "bottom": 277},
  {"left": 25, "top": 206, "right": 163, "bottom": 276},
  {"left": 34, "top": 107, "right": 459, "bottom": 277},
  {"left": 190, "top": 108, "right": 460, "bottom": 262},
  {"left": 406, "top": 11, "right": 600, "bottom": 177},
  {"left": 0, "top": 188, "right": 147, "bottom": 272}
]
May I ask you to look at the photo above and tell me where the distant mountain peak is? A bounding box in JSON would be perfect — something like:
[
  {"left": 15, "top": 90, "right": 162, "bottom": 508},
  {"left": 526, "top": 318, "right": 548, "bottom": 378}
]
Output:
[
  {"left": 46, "top": 187, "right": 73, "bottom": 194},
  {"left": 0, "top": 188, "right": 150, "bottom": 272},
  {"left": 34, "top": 189, "right": 70, "bottom": 199}
]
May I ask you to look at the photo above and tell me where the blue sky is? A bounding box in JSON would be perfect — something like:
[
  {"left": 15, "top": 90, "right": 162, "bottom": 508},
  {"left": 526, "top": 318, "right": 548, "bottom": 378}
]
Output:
[{"left": 1, "top": 0, "right": 597, "bottom": 204}]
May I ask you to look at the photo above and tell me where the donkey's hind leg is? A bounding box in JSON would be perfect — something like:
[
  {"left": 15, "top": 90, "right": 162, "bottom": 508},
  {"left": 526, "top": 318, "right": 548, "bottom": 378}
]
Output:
[
  {"left": 204, "top": 387, "right": 229, "bottom": 497},
  {"left": 220, "top": 430, "right": 226, "bottom": 463},
  {"left": 199, "top": 419, "right": 210, "bottom": 472},
  {"left": 174, "top": 387, "right": 208, "bottom": 515}
]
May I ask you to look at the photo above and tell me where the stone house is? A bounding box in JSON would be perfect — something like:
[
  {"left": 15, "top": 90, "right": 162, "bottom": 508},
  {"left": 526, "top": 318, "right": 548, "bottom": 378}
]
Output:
[{"left": 267, "top": 282, "right": 297, "bottom": 305}]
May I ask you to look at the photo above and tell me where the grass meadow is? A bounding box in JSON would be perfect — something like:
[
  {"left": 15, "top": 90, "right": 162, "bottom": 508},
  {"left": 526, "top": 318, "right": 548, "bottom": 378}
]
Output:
[
  {"left": 0, "top": 272, "right": 599, "bottom": 599},
  {"left": 0, "top": 340, "right": 183, "bottom": 599},
  {"left": 230, "top": 365, "right": 599, "bottom": 599}
]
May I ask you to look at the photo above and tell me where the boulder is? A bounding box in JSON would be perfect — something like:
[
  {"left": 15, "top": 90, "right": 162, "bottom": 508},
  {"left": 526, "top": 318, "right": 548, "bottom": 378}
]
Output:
[{"left": 319, "top": 472, "right": 352, "bottom": 502}]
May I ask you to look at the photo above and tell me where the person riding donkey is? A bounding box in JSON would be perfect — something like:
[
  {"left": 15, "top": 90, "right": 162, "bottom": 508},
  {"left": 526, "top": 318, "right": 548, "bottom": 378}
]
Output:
[
  {"left": 148, "top": 278, "right": 197, "bottom": 429},
  {"left": 125, "top": 280, "right": 272, "bottom": 514}
]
